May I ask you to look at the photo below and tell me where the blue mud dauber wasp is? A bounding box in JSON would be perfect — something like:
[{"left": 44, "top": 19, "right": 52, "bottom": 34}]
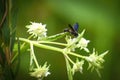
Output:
[{"left": 64, "top": 23, "right": 79, "bottom": 37}]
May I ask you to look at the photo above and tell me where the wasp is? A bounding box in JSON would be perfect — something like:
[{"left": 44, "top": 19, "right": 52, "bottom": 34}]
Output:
[{"left": 64, "top": 23, "right": 79, "bottom": 37}]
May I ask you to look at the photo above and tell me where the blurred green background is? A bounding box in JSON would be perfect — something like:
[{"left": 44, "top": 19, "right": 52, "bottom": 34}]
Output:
[{"left": 15, "top": 0, "right": 120, "bottom": 80}]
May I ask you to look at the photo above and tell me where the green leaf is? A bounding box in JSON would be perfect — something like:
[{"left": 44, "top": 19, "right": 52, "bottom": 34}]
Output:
[
  {"left": 1, "top": 20, "right": 10, "bottom": 46},
  {"left": 10, "top": 7, "right": 18, "bottom": 52},
  {"left": 13, "top": 37, "right": 20, "bottom": 79},
  {"left": 0, "top": 46, "right": 5, "bottom": 67}
]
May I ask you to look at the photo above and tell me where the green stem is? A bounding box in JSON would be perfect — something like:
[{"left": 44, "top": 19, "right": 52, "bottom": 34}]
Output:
[
  {"left": 64, "top": 54, "right": 74, "bottom": 65},
  {"left": 11, "top": 35, "right": 33, "bottom": 63},
  {"left": 30, "top": 43, "right": 39, "bottom": 68},
  {"left": 68, "top": 52, "right": 85, "bottom": 59},
  {"left": 65, "top": 56, "right": 73, "bottom": 80},
  {"left": 8, "top": 0, "right": 11, "bottom": 28},
  {"left": 38, "top": 41, "right": 67, "bottom": 46},
  {"left": 19, "top": 38, "right": 63, "bottom": 53},
  {"left": 20, "top": 35, "right": 33, "bottom": 49},
  {"left": 19, "top": 38, "right": 86, "bottom": 59}
]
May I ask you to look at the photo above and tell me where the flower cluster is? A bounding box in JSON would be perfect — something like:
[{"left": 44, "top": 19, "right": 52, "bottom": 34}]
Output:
[
  {"left": 30, "top": 62, "right": 50, "bottom": 79},
  {"left": 76, "top": 38, "right": 90, "bottom": 52},
  {"left": 85, "top": 49, "right": 108, "bottom": 76},
  {"left": 65, "top": 36, "right": 77, "bottom": 52},
  {"left": 26, "top": 22, "right": 47, "bottom": 40},
  {"left": 24, "top": 22, "right": 108, "bottom": 79},
  {"left": 72, "top": 59, "right": 84, "bottom": 75},
  {"left": 65, "top": 30, "right": 90, "bottom": 52}
]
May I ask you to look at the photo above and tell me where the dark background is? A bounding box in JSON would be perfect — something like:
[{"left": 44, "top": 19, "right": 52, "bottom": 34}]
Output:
[{"left": 15, "top": 0, "right": 120, "bottom": 80}]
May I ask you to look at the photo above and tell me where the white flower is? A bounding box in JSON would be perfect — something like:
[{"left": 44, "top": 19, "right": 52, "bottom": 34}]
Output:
[
  {"left": 65, "top": 37, "right": 89, "bottom": 52},
  {"left": 26, "top": 22, "right": 47, "bottom": 40},
  {"left": 72, "top": 59, "right": 84, "bottom": 75},
  {"left": 85, "top": 49, "right": 108, "bottom": 77},
  {"left": 30, "top": 62, "right": 50, "bottom": 79},
  {"left": 77, "top": 38, "right": 90, "bottom": 52},
  {"left": 65, "top": 36, "right": 77, "bottom": 51},
  {"left": 65, "top": 30, "right": 87, "bottom": 52}
]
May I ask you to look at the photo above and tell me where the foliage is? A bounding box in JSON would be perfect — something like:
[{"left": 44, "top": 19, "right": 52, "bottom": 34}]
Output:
[
  {"left": 0, "top": 0, "right": 109, "bottom": 80},
  {"left": 0, "top": 0, "right": 18, "bottom": 80}
]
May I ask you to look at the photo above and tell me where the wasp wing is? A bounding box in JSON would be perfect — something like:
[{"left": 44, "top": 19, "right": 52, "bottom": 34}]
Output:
[
  {"left": 68, "top": 24, "right": 75, "bottom": 31},
  {"left": 73, "top": 23, "right": 79, "bottom": 32}
]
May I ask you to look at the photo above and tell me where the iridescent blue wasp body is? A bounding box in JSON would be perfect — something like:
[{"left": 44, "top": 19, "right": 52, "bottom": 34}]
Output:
[{"left": 64, "top": 23, "right": 79, "bottom": 37}]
